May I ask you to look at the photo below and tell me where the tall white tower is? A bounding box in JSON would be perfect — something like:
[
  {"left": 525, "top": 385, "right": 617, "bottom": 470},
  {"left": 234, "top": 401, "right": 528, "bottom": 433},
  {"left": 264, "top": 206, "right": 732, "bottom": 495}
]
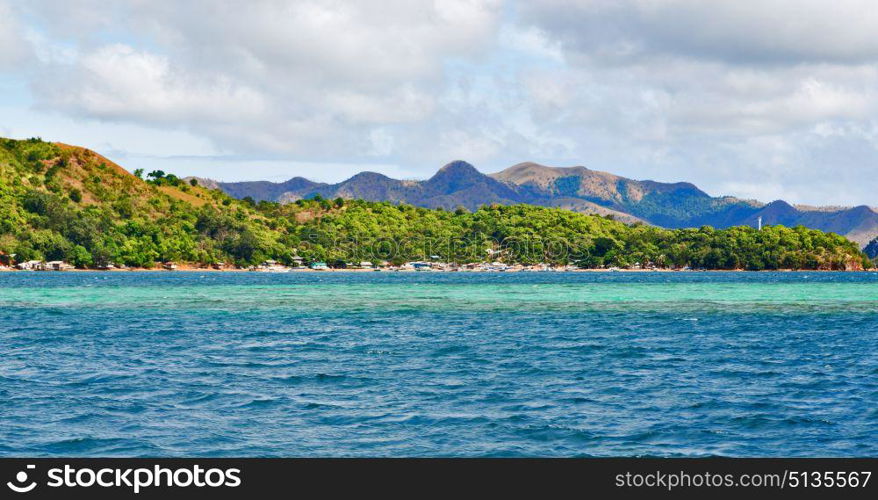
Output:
[{"left": 757, "top": 216, "right": 763, "bottom": 231}]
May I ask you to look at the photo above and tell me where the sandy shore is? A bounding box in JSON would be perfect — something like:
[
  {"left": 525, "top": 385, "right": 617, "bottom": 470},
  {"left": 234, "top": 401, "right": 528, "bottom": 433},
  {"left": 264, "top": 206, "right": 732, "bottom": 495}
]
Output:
[{"left": 0, "top": 267, "right": 873, "bottom": 273}]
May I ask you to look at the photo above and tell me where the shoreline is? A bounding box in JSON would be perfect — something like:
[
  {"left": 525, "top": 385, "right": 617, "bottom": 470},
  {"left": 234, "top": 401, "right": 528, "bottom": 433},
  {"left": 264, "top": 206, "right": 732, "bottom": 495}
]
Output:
[{"left": 0, "top": 267, "right": 874, "bottom": 273}]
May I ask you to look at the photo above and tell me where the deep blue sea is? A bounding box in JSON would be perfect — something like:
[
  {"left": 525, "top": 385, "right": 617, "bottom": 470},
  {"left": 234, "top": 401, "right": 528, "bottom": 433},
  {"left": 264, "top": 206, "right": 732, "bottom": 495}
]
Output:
[{"left": 1, "top": 271, "right": 877, "bottom": 457}]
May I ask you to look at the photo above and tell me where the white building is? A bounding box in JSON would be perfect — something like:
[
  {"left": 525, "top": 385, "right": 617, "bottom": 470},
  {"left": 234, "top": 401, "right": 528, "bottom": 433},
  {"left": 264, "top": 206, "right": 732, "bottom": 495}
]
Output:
[{"left": 45, "top": 261, "right": 73, "bottom": 271}]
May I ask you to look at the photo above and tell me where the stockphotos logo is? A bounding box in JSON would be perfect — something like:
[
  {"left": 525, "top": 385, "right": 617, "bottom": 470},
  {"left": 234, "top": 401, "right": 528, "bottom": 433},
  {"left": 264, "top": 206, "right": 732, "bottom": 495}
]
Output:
[
  {"left": 6, "top": 464, "right": 241, "bottom": 494},
  {"left": 7, "top": 464, "right": 37, "bottom": 493}
]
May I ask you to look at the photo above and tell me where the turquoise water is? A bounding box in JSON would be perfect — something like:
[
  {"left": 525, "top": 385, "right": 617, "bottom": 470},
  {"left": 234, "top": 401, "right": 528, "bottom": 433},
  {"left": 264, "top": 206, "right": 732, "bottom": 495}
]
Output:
[{"left": 1, "top": 271, "right": 876, "bottom": 457}]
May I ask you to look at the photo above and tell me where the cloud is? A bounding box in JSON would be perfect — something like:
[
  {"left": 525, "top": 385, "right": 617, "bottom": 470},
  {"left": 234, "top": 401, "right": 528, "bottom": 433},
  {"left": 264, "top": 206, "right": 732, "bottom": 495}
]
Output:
[
  {"left": 511, "top": 0, "right": 878, "bottom": 205},
  {"left": 517, "top": 1, "right": 878, "bottom": 137},
  {"left": 21, "top": 0, "right": 503, "bottom": 158},
  {"left": 35, "top": 44, "right": 268, "bottom": 122},
  {"left": 0, "top": 0, "right": 30, "bottom": 68},
  {"left": 3, "top": 0, "right": 878, "bottom": 205},
  {"left": 521, "top": 0, "right": 878, "bottom": 65}
]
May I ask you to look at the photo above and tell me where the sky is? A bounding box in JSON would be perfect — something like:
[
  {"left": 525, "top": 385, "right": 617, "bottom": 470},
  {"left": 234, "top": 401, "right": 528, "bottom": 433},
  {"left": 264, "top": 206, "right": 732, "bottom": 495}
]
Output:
[{"left": 1, "top": 0, "right": 877, "bottom": 206}]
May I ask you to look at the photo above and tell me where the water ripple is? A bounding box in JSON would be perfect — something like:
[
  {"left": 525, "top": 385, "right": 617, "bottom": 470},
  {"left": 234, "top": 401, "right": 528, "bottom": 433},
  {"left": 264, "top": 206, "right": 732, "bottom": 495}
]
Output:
[{"left": 0, "top": 271, "right": 876, "bottom": 457}]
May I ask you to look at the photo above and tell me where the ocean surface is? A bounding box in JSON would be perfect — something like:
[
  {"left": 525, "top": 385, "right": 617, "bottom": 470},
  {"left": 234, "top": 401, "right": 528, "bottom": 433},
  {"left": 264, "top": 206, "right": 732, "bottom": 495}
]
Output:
[{"left": 1, "top": 271, "right": 876, "bottom": 457}]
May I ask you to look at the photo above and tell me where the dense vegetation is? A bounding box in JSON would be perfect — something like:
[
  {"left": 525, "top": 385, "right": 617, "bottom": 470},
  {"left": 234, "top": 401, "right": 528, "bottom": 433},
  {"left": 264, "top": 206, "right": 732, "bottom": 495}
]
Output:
[
  {"left": 0, "top": 138, "right": 870, "bottom": 270},
  {"left": 866, "top": 238, "right": 878, "bottom": 260}
]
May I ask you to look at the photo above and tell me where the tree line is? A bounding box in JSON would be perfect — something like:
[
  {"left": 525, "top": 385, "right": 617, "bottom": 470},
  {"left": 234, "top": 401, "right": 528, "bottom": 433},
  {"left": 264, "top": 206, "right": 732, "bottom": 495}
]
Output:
[{"left": 0, "top": 137, "right": 871, "bottom": 270}]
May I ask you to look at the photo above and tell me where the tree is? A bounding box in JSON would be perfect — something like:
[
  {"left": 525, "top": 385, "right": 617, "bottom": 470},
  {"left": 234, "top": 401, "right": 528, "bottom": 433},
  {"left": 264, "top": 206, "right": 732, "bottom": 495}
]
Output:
[
  {"left": 0, "top": 137, "right": 868, "bottom": 270},
  {"left": 69, "top": 245, "right": 93, "bottom": 268},
  {"left": 865, "top": 237, "right": 878, "bottom": 259}
]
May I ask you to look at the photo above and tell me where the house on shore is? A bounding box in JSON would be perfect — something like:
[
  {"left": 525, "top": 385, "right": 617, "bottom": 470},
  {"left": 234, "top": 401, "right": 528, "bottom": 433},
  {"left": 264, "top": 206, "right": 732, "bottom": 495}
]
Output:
[
  {"left": 45, "top": 261, "right": 74, "bottom": 271},
  {"left": 255, "top": 260, "right": 291, "bottom": 272},
  {"left": 14, "top": 260, "right": 73, "bottom": 271}
]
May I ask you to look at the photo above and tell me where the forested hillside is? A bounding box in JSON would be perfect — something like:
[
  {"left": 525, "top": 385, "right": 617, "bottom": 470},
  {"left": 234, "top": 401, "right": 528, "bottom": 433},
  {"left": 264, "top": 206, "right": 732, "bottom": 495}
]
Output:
[
  {"left": 0, "top": 138, "right": 870, "bottom": 270},
  {"left": 196, "top": 160, "right": 878, "bottom": 247}
]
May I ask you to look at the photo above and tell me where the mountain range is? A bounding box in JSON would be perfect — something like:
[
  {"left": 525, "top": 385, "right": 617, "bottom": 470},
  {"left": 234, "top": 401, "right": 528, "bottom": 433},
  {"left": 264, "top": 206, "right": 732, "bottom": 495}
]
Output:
[{"left": 190, "top": 161, "right": 878, "bottom": 248}]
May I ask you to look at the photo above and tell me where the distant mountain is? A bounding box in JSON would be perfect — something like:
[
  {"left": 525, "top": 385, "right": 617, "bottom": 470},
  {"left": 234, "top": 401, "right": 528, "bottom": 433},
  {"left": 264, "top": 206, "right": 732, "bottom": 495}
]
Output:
[
  {"left": 189, "top": 176, "right": 327, "bottom": 202},
  {"left": 490, "top": 162, "right": 759, "bottom": 228},
  {"left": 190, "top": 161, "right": 878, "bottom": 247}
]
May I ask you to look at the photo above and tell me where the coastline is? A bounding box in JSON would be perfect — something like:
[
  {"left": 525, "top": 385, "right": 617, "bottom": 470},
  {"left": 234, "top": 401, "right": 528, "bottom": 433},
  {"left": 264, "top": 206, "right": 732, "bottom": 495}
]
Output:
[{"left": 1, "top": 267, "right": 874, "bottom": 273}]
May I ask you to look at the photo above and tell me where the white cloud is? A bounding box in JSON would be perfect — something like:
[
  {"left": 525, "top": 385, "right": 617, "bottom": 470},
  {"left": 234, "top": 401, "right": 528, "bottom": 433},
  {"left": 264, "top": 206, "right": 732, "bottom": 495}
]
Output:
[
  {"left": 2, "top": 0, "right": 878, "bottom": 205},
  {"left": 512, "top": 0, "right": 878, "bottom": 205},
  {"left": 0, "top": 0, "right": 30, "bottom": 68},
  {"left": 521, "top": 0, "right": 878, "bottom": 65},
  {"left": 35, "top": 44, "right": 268, "bottom": 123},
  {"left": 21, "top": 0, "right": 503, "bottom": 159}
]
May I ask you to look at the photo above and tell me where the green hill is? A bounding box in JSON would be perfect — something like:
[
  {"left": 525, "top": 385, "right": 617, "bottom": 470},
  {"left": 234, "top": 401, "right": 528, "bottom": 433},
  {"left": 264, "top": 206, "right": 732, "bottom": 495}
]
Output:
[
  {"left": 202, "top": 160, "right": 878, "bottom": 247},
  {"left": 0, "top": 137, "right": 870, "bottom": 270},
  {"left": 0, "top": 137, "right": 286, "bottom": 268}
]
